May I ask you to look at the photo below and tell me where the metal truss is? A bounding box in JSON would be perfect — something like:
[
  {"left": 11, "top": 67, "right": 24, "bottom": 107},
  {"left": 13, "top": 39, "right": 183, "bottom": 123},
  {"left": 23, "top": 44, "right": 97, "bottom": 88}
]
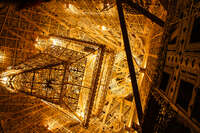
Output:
[
  {"left": 5, "top": 35, "right": 114, "bottom": 128},
  {"left": 0, "top": 0, "right": 168, "bottom": 132},
  {"left": 116, "top": 0, "right": 143, "bottom": 127},
  {"left": 0, "top": 85, "right": 80, "bottom": 133}
]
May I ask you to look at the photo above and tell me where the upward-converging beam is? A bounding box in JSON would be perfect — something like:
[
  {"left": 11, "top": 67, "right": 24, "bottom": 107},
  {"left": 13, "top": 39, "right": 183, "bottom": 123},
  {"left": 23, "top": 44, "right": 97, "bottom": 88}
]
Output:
[
  {"left": 116, "top": 0, "right": 143, "bottom": 127},
  {"left": 84, "top": 46, "right": 105, "bottom": 127},
  {"left": 123, "top": 0, "right": 165, "bottom": 27}
]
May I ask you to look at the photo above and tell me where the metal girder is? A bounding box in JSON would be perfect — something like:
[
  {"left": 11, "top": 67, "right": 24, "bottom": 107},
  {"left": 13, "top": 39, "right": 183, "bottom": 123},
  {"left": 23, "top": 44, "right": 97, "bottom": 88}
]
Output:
[
  {"left": 116, "top": 0, "right": 143, "bottom": 127},
  {"left": 14, "top": 61, "right": 64, "bottom": 76},
  {"left": 49, "top": 35, "right": 103, "bottom": 48},
  {"left": 84, "top": 46, "right": 105, "bottom": 127},
  {"left": 4, "top": 27, "right": 34, "bottom": 44},
  {"left": 38, "top": 7, "right": 70, "bottom": 31},
  {"left": 123, "top": 0, "right": 165, "bottom": 27},
  {"left": 15, "top": 11, "right": 49, "bottom": 35},
  {"left": 14, "top": 81, "right": 90, "bottom": 89},
  {"left": 12, "top": 50, "right": 91, "bottom": 77}
]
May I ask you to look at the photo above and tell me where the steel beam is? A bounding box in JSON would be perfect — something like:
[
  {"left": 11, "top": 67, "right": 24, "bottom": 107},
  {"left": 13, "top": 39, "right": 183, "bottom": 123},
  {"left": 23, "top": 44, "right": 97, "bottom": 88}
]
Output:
[
  {"left": 5, "top": 27, "right": 34, "bottom": 44},
  {"left": 15, "top": 11, "right": 49, "bottom": 35},
  {"left": 12, "top": 50, "right": 93, "bottom": 77},
  {"left": 49, "top": 34, "right": 103, "bottom": 48},
  {"left": 123, "top": 0, "right": 165, "bottom": 27},
  {"left": 18, "top": 81, "right": 91, "bottom": 90},
  {"left": 19, "top": 90, "right": 60, "bottom": 104},
  {"left": 84, "top": 46, "right": 105, "bottom": 127},
  {"left": 38, "top": 7, "right": 70, "bottom": 31},
  {"left": 116, "top": 0, "right": 143, "bottom": 126},
  {"left": 16, "top": 61, "right": 65, "bottom": 75}
]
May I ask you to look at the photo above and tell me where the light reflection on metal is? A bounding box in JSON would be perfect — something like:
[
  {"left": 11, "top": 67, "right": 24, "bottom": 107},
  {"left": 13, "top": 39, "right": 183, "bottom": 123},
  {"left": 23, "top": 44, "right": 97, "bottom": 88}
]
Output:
[
  {"left": 0, "top": 52, "right": 6, "bottom": 62},
  {"left": 0, "top": 76, "right": 16, "bottom": 92},
  {"left": 50, "top": 37, "right": 63, "bottom": 47},
  {"left": 77, "top": 112, "right": 85, "bottom": 118},
  {"left": 1, "top": 70, "right": 22, "bottom": 77},
  {"left": 7, "top": 32, "right": 109, "bottom": 129},
  {"left": 0, "top": 0, "right": 168, "bottom": 131},
  {"left": 46, "top": 119, "right": 58, "bottom": 130},
  {"left": 0, "top": 76, "right": 8, "bottom": 84},
  {"left": 101, "top": 26, "right": 107, "bottom": 31},
  {"left": 68, "top": 4, "right": 80, "bottom": 14}
]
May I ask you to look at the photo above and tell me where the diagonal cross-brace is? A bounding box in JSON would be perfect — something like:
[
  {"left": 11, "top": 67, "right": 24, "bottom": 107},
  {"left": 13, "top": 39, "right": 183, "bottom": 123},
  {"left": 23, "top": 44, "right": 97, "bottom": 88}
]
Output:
[
  {"left": 123, "top": 0, "right": 165, "bottom": 27},
  {"left": 116, "top": 0, "right": 143, "bottom": 127}
]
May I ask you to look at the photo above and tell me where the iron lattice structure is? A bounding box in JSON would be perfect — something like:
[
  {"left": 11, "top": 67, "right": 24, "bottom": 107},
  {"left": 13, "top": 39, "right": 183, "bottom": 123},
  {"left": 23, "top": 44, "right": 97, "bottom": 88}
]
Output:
[
  {"left": 0, "top": 0, "right": 183, "bottom": 132},
  {"left": 5, "top": 35, "right": 115, "bottom": 125}
]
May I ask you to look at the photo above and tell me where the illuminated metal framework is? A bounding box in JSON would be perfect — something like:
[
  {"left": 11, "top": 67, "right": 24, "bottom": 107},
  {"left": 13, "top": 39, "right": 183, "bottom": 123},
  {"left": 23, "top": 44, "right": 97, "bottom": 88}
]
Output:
[
  {"left": 0, "top": 0, "right": 170, "bottom": 132},
  {"left": 142, "top": 0, "right": 200, "bottom": 132},
  {"left": 0, "top": 0, "right": 199, "bottom": 132},
  {"left": 0, "top": 85, "right": 81, "bottom": 133},
  {"left": 12, "top": 56, "right": 87, "bottom": 109},
  {"left": 5, "top": 36, "right": 114, "bottom": 126}
]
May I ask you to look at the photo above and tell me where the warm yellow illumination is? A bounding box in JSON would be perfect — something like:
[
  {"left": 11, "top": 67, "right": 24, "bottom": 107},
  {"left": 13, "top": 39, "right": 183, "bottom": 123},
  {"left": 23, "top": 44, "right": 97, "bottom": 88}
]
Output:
[
  {"left": 77, "top": 111, "right": 85, "bottom": 118},
  {"left": 0, "top": 52, "right": 5, "bottom": 62},
  {"left": 135, "top": 57, "right": 141, "bottom": 66},
  {"left": 1, "top": 70, "right": 22, "bottom": 77},
  {"left": 50, "top": 37, "right": 63, "bottom": 47},
  {"left": 44, "top": 119, "right": 63, "bottom": 131},
  {"left": 0, "top": 55, "right": 4, "bottom": 60},
  {"left": 101, "top": 25, "right": 107, "bottom": 31},
  {"left": 1, "top": 77, "right": 9, "bottom": 84},
  {"left": 34, "top": 37, "right": 44, "bottom": 50},
  {"left": 47, "top": 120, "right": 56, "bottom": 130},
  {"left": 68, "top": 4, "right": 79, "bottom": 14}
]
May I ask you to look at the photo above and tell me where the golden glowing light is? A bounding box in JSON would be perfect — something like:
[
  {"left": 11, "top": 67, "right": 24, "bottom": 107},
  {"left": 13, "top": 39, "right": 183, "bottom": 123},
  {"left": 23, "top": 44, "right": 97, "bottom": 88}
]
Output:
[
  {"left": 0, "top": 77, "right": 9, "bottom": 84},
  {"left": 34, "top": 37, "right": 64, "bottom": 51},
  {"left": 0, "top": 52, "right": 6, "bottom": 62},
  {"left": 1, "top": 70, "right": 22, "bottom": 77},
  {"left": 68, "top": 4, "right": 79, "bottom": 14},
  {"left": 34, "top": 37, "right": 44, "bottom": 51},
  {"left": 101, "top": 25, "right": 107, "bottom": 31},
  {"left": 77, "top": 112, "right": 85, "bottom": 118},
  {"left": 47, "top": 120, "right": 57, "bottom": 130},
  {"left": 50, "top": 37, "right": 63, "bottom": 47}
]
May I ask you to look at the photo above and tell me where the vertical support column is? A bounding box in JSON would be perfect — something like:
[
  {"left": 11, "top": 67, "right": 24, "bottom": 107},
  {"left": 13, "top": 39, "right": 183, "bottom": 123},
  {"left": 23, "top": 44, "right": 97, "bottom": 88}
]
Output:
[
  {"left": 92, "top": 52, "right": 115, "bottom": 115},
  {"left": 116, "top": 0, "right": 143, "bottom": 126},
  {"left": 84, "top": 46, "right": 105, "bottom": 127}
]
